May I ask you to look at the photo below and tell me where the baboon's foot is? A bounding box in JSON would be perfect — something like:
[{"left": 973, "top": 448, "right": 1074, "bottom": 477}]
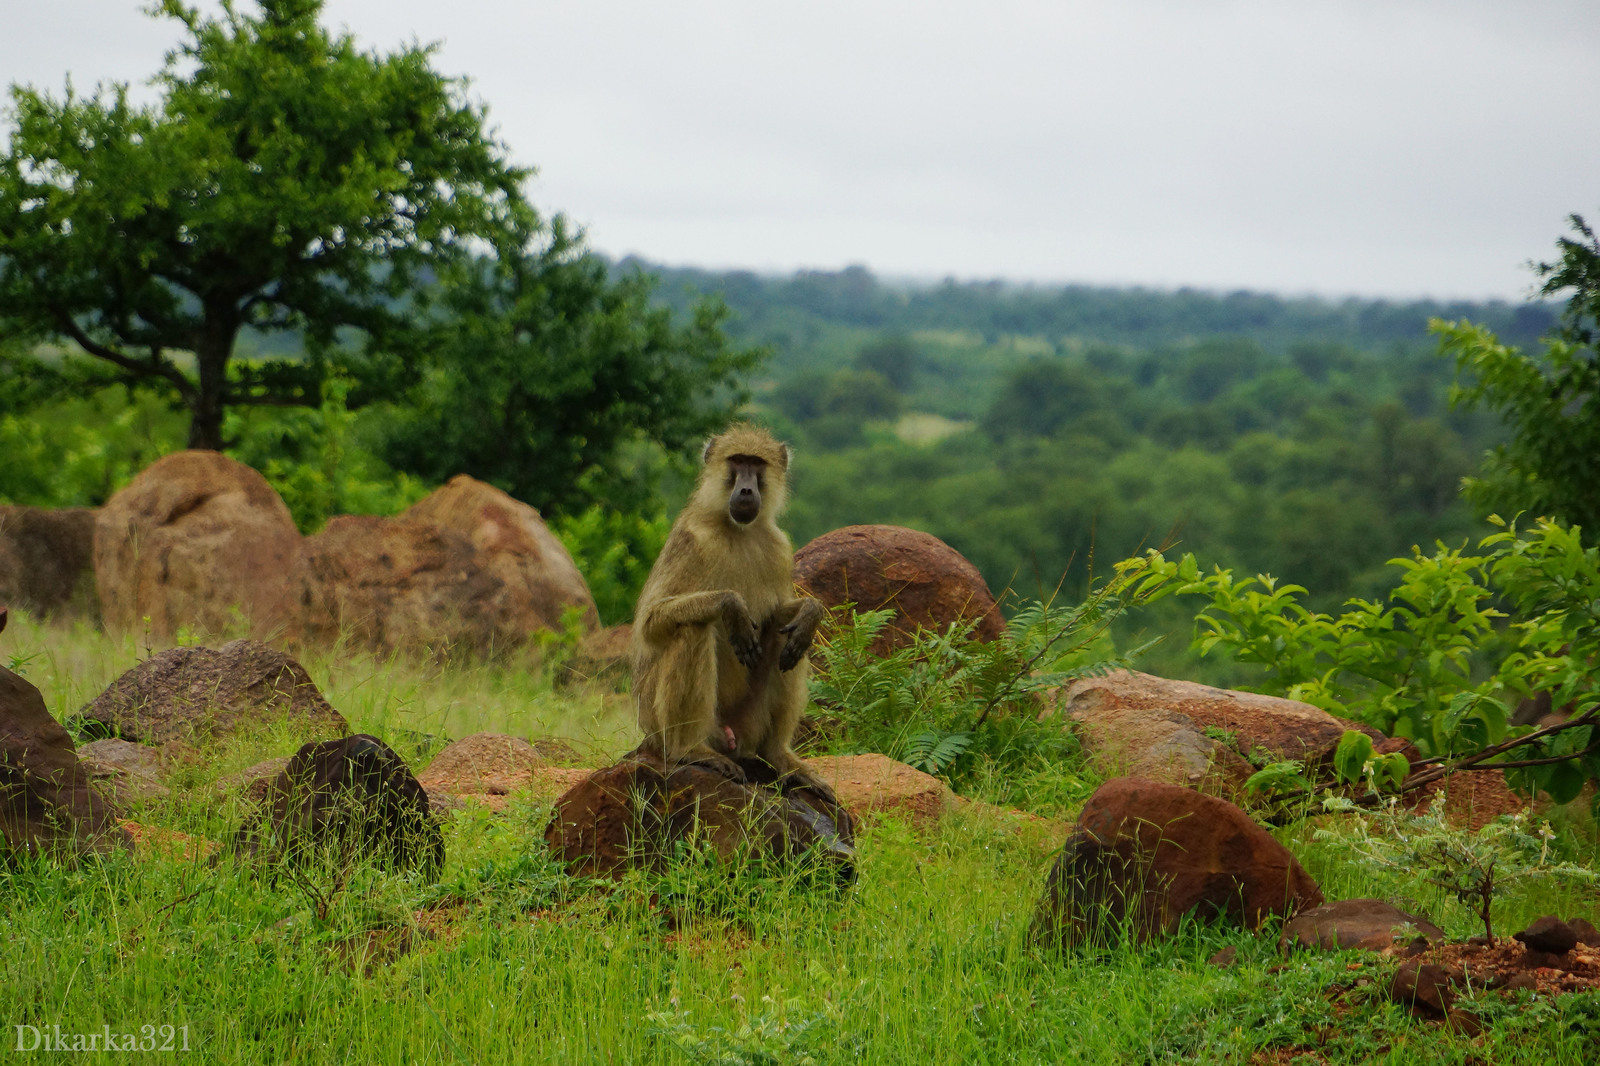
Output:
[{"left": 674, "top": 749, "right": 748, "bottom": 784}]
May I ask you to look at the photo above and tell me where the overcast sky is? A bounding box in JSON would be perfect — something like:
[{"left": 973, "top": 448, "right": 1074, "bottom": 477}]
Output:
[{"left": 5, "top": 0, "right": 1598, "bottom": 300}]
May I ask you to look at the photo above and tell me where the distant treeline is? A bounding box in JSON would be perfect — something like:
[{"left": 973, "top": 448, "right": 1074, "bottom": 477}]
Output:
[{"left": 631, "top": 259, "right": 1557, "bottom": 357}]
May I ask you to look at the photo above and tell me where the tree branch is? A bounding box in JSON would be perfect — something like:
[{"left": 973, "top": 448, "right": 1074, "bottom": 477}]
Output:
[{"left": 52, "top": 310, "right": 195, "bottom": 399}]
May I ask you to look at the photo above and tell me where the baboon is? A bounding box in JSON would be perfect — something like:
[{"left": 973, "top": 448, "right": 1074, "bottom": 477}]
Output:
[{"left": 632, "top": 423, "right": 832, "bottom": 798}]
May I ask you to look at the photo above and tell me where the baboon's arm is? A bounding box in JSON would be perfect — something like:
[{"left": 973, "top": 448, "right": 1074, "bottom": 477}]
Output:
[{"left": 639, "top": 590, "right": 762, "bottom": 668}]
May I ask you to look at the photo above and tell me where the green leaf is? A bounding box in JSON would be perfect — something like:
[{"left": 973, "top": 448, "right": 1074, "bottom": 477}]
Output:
[{"left": 1332, "top": 731, "right": 1375, "bottom": 785}]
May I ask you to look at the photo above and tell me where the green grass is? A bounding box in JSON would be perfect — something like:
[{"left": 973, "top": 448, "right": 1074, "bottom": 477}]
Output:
[{"left": 4, "top": 612, "right": 1600, "bottom": 1064}]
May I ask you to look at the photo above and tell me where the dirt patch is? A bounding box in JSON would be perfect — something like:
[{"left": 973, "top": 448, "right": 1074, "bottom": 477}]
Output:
[{"left": 1408, "top": 936, "right": 1600, "bottom": 999}]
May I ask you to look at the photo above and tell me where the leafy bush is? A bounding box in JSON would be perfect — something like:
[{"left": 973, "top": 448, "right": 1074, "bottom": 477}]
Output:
[
  {"left": 1316, "top": 800, "right": 1596, "bottom": 942},
  {"left": 226, "top": 377, "right": 427, "bottom": 533},
  {"left": 807, "top": 553, "right": 1173, "bottom": 795},
  {"left": 1137, "top": 514, "right": 1600, "bottom": 807},
  {"left": 551, "top": 504, "right": 671, "bottom": 626}
]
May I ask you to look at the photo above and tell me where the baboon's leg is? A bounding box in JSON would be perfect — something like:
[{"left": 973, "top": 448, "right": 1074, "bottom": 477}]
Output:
[
  {"left": 755, "top": 660, "right": 840, "bottom": 804},
  {"left": 644, "top": 622, "right": 746, "bottom": 781}
]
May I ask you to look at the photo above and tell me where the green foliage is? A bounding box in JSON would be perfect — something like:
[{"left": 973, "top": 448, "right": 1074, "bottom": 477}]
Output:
[
  {"left": 0, "top": 385, "right": 184, "bottom": 506},
  {"left": 852, "top": 333, "right": 918, "bottom": 390},
  {"left": 551, "top": 504, "right": 671, "bottom": 626},
  {"left": 3, "top": 613, "right": 1598, "bottom": 1064},
  {"left": 378, "top": 253, "right": 765, "bottom": 517},
  {"left": 0, "top": 0, "right": 536, "bottom": 448},
  {"left": 1139, "top": 514, "right": 1600, "bottom": 805},
  {"left": 226, "top": 376, "right": 426, "bottom": 532},
  {"left": 647, "top": 992, "right": 842, "bottom": 1066},
  {"left": 808, "top": 552, "right": 1174, "bottom": 795},
  {"left": 979, "top": 357, "right": 1123, "bottom": 442},
  {"left": 1330, "top": 730, "right": 1409, "bottom": 792},
  {"left": 1439, "top": 214, "right": 1600, "bottom": 539},
  {"left": 1317, "top": 802, "right": 1597, "bottom": 942}
]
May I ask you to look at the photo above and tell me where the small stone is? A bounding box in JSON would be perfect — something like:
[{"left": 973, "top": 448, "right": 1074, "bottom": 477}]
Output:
[
  {"left": 1445, "top": 1009, "right": 1485, "bottom": 1037},
  {"left": 1513, "top": 916, "right": 1578, "bottom": 955},
  {"left": 1493, "top": 971, "right": 1538, "bottom": 992},
  {"left": 1208, "top": 946, "right": 1239, "bottom": 968},
  {"left": 1566, "top": 917, "right": 1600, "bottom": 948},
  {"left": 1390, "top": 961, "right": 1454, "bottom": 1014}
]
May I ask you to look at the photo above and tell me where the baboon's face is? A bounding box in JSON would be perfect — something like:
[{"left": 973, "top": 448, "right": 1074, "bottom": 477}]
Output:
[{"left": 724, "top": 455, "right": 768, "bottom": 525}]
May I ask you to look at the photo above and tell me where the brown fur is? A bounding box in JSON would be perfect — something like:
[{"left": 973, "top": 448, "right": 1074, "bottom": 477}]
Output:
[{"left": 631, "top": 424, "right": 830, "bottom": 795}]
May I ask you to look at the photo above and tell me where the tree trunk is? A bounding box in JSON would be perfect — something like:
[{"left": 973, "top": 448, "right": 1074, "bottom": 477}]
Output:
[{"left": 187, "top": 316, "right": 238, "bottom": 451}]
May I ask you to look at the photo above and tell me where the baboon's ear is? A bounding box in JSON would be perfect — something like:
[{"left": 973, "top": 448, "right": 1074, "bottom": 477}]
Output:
[
  {"left": 778, "top": 443, "right": 791, "bottom": 469},
  {"left": 702, "top": 436, "right": 717, "bottom": 465}
]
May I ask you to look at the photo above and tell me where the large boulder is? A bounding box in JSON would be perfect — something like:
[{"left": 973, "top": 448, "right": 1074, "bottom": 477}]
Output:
[
  {"left": 1046, "top": 694, "right": 1256, "bottom": 797},
  {"left": 0, "top": 507, "right": 99, "bottom": 619},
  {"left": 78, "top": 640, "right": 347, "bottom": 746},
  {"left": 1, "top": 606, "right": 130, "bottom": 858},
  {"left": 1048, "top": 670, "right": 1389, "bottom": 770},
  {"left": 94, "top": 451, "right": 302, "bottom": 641},
  {"left": 1031, "top": 777, "right": 1322, "bottom": 949},
  {"left": 404, "top": 475, "right": 598, "bottom": 632},
  {"left": 297, "top": 514, "right": 499, "bottom": 653},
  {"left": 229, "top": 734, "right": 443, "bottom": 876},
  {"left": 299, "top": 479, "right": 598, "bottom": 656},
  {"left": 794, "top": 525, "right": 1005, "bottom": 655},
  {"left": 544, "top": 751, "right": 855, "bottom": 882}
]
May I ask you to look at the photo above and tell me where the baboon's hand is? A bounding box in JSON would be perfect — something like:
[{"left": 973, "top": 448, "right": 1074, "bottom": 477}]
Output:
[
  {"left": 778, "top": 600, "right": 823, "bottom": 671},
  {"left": 721, "top": 594, "right": 762, "bottom": 670}
]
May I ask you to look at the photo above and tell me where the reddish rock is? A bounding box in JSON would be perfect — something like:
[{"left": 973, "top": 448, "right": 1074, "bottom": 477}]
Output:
[
  {"left": 298, "top": 514, "right": 499, "bottom": 654},
  {"left": 1031, "top": 777, "right": 1322, "bottom": 949},
  {"left": 1049, "top": 670, "right": 1382, "bottom": 766},
  {"left": 1045, "top": 694, "right": 1255, "bottom": 797},
  {"left": 1, "top": 608, "right": 130, "bottom": 857},
  {"left": 544, "top": 751, "right": 855, "bottom": 881},
  {"left": 120, "top": 819, "right": 216, "bottom": 863},
  {"left": 1281, "top": 898, "right": 1445, "bottom": 954},
  {"left": 229, "top": 734, "right": 442, "bottom": 876},
  {"left": 94, "top": 451, "right": 302, "bottom": 641},
  {"left": 299, "top": 484, "right": 597, "bottom": 657},
  {"left": 1419, "top": 771, "right": 1533, "bottom": 832},
  {"left": 0, "top": 506, "right": 99, "bottom": 619},
  {"left": 803, "top": 754, "right": 956, "bottom": 828},
  {"left": 78, "top": 640, "right": 347, "bottom": 746},
  {"left": 417, "top": 732, "right": 549, "bottom": 796},
  {"left": 1514, "top": 916, "right": 1578, "bottom": 955},
  {"left": 794, "top": 525, "right": 1004, "bottom": 654},
  {"left": 1390, "top": 960, "right": 1456, "bottom": 1015},
  {"left": 403, "top": 476, "right": 599, "bottom": 632}
]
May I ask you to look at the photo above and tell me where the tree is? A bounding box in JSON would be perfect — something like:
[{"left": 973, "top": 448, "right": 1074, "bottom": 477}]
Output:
[
  {"left": 1436, "top": 214, "right": 1600, "bottom": 539},
  {"left": 376, "top": 245, "right": 765, "bottom": 516},
  {"left": 854, "top": 334, "right": 918, "bottom": 390},
  {"left": 0, "top": 0, "right": 536, "bottom": 450},
  {"left": 980, "top": 358, "right": 1114, "bottom": 441}
]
